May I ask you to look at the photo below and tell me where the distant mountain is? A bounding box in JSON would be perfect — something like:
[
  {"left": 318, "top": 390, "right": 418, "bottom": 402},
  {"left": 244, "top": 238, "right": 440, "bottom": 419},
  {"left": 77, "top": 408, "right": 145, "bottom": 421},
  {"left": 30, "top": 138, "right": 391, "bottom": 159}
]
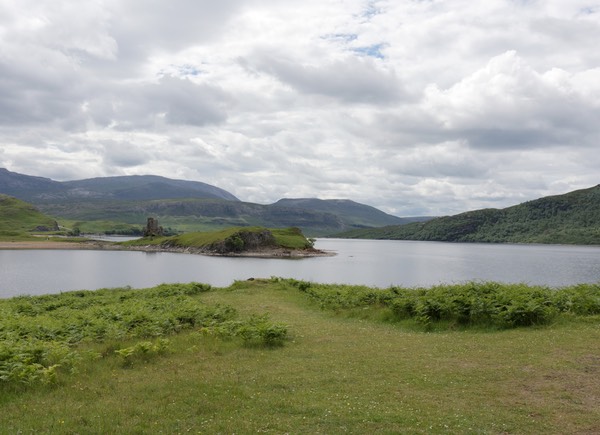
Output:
[
  {"left": 62, "top": 175, "right": 240, "bottom": 201},
  {"left": 0, "top": 168, "right": 65, "bottom": 200},
  {"left": 0, "top": 168, "right": 239, "bottom": 202},
  {"left": 336, "top": 185, "right": 600, "bottom": 245},
  {"left": 0, "top": 194, "right": 59, "bottom": 235},
  {"left": 0, "top": 168, "right": 419, "bottom": 236}
]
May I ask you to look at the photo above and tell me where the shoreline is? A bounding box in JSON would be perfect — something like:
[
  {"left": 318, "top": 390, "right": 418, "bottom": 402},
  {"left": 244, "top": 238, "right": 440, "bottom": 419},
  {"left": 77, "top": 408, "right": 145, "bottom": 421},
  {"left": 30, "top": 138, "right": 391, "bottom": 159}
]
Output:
[{"left": 0, "top": 240, "right": 335, "bottom": 258}]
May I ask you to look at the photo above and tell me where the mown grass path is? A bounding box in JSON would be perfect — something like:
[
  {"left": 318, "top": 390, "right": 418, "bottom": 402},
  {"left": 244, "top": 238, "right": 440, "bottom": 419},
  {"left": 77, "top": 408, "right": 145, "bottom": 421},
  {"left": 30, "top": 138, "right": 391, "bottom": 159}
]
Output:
[{"left": 1, "top": 280, "right": 599, "bottom": 433}]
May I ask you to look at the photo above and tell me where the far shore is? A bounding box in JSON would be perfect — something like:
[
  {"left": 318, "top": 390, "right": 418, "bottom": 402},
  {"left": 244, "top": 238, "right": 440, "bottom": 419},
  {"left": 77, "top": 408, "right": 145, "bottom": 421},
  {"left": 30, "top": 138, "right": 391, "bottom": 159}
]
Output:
[
  {"left": 0, "top": 241, "right": 98, "bottom": 250},
  {"left": 0, "top": 240, "right": 335, "bottom": 258}
]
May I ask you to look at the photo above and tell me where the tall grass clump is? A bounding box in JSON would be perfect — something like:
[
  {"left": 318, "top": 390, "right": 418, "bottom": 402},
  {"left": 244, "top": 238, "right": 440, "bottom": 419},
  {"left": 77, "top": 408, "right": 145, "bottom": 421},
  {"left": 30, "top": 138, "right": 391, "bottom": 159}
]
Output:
[
  {"left": 282, "top": 278, "right": 600, "bottom": 330},
  {"left": 389, "top": 283, "right": 559, "bottom": 328},
  {"left": 551, "top": 283, "right": 600, "bottom": 315}
]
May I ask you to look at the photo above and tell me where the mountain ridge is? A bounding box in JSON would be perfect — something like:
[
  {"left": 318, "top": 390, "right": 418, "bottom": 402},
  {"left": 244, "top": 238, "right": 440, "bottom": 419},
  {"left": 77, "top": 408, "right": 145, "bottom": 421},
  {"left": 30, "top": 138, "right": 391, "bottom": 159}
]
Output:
[
  {"left": 0, "top": 168, "right": 239, "bottom": 202},
  {"left": 0, "top": 168, "right": 420, "bottom": 236}
]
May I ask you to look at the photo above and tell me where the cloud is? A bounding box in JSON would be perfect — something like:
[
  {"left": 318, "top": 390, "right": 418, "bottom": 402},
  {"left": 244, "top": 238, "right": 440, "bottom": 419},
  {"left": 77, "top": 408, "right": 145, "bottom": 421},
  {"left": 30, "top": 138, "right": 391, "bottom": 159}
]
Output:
[
  {"left": 101, "top": 140, "right": 151, "bottom": 168},
  {"left": 246, "top": 50, "right": 403, "bottom": 104},
  {"left": 70, "top": 76, "right": 230, "bottom": 131},
  {"left": 1, "top": 0, "right": 600, "bottom": 216},
  {"left": 382, "top": 141, "right": 489, "bottom": 179},
  {"left": 423, "top": 51, "right": 600, "bottom": 150},
  {"left": 109, "top": 0, "right": 244, "bottom": 54}
]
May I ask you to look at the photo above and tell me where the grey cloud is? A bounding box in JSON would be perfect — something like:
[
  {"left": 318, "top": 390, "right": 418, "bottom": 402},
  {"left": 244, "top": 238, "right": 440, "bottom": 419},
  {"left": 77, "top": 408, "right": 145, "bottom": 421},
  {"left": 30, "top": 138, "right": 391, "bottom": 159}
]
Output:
[
  {"left": 157, "top": 77, "right": 229, "bottom": 127},
  {"left": 0, "top": 49, "right": 84, "bottom": 126},
  {"left": 109, "top": 0, "right": 245, "bottom": 62},
  {"left": 101, "top": 141, "right": 151, "bottom": 168},
  {"left": 385, "top": 151, "right": 489, "bottom": 179},
  {"left": 0, "top": 0, "right": 246, "bottom": 128},
  {"left": 84, "top": 76, "right": 229, "bottom": 129},
  {"left": 248, "top": 51, "right": 404, "bottom": 104}
]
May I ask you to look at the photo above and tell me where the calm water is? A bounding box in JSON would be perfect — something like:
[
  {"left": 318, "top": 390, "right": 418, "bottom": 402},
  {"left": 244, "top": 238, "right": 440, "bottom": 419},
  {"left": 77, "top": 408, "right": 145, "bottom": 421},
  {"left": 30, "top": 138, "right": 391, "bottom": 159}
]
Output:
[{"left": 1, "top": 239, "right": 599, "bottom": 298}]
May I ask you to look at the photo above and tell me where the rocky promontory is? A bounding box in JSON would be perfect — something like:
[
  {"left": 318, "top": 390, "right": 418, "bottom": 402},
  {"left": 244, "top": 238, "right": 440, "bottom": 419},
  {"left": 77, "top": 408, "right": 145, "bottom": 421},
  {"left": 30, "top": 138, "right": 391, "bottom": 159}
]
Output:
[{"left": 122, "top": 226, "right": 333, "bottom": 258}]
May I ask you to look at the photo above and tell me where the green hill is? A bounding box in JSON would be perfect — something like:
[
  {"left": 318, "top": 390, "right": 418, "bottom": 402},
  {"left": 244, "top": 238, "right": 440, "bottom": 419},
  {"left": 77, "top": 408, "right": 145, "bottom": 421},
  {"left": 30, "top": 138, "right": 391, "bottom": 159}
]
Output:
[
  {"left": 337, "top": 185, "right": 600, "bottom": 244},
  {"left": 0, "top": 194, "right": 59, "bottom": 237}
]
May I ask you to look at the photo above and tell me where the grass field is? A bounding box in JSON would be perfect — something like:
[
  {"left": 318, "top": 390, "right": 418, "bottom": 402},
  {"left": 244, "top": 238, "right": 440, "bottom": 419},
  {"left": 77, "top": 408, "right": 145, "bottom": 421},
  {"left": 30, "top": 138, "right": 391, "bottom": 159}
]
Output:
[{"left": 1, "top": 279, "right": 599, "bottom": 434}]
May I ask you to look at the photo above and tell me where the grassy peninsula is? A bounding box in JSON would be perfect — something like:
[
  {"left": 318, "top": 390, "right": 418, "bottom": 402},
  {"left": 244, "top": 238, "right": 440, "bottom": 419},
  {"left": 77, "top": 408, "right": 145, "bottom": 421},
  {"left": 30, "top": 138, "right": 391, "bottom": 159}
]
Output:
[
  {"left": 1, "top": 279, "right": 599, "bottom": 433},
  {"left": 124, "top": 226, "right": 322, "bottom": 257}
]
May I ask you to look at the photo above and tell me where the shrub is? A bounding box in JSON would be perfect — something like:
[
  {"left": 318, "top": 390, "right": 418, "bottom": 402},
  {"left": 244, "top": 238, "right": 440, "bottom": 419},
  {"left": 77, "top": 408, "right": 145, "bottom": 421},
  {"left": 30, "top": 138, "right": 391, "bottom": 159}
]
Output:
[
  {"left": 225, "top": 234, "right": 245, "bottom": 252},
  {"left": 287, "top": 280, "right": 571, "bottom": 329},
  {"left": 200, "top": 314, "right": 288, "bottom": 347},
  {"left": 553, "top": 284, "right": 600, "bottom": 315},
  {"left": 0, "top": 340, "right": 78, "bottom": 385},
  {"left": 115, "top": 338, "right": 170, "bottom": 367}
]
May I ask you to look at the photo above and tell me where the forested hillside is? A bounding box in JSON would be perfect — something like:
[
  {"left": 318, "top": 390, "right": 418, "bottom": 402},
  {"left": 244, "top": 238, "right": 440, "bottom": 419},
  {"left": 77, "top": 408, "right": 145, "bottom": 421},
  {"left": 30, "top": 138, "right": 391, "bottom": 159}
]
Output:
[{"left": 337, "top": 185, "right": 600, "bottom": 244}]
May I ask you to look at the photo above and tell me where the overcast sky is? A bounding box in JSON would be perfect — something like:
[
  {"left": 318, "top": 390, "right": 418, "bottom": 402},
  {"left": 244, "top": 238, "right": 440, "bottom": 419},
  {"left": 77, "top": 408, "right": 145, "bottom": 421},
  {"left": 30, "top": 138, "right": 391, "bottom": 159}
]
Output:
[{"left": 1, "top": 1, "right": 599, "bottom": 216}]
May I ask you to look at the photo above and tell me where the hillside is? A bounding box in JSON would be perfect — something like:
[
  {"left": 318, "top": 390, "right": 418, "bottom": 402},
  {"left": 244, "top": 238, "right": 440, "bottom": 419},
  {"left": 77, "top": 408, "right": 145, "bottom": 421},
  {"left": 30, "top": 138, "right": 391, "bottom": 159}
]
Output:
[
  {"left": 337, "top": 185, "right": 600, "bottom": 245},
  {"left": 0, "top": 194, "right": 59, "bottom": 236}
]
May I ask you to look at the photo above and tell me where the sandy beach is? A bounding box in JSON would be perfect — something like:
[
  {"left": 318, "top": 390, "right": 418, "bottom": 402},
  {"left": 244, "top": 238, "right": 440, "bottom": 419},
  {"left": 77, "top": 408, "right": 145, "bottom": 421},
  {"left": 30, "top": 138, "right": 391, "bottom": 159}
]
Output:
[{"left": 0, "top": 240, "right": 117, "bottom": 250}]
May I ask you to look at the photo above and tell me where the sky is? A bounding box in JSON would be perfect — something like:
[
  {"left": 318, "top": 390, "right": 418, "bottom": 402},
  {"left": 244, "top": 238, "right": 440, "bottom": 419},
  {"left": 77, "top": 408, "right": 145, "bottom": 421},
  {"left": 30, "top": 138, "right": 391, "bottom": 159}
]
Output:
[{"left": 1, "top": 0, "right": 599, "bottom": 216}]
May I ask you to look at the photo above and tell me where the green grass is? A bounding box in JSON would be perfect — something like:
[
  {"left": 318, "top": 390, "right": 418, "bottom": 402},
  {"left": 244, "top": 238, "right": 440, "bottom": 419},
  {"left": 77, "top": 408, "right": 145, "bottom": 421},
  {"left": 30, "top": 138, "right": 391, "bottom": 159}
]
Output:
[
  {"left": 270, "top": 227, "right": 315, "bottom": 249},
  {"left": 1, "top": 280, "right": 599, "bottom": 433}
]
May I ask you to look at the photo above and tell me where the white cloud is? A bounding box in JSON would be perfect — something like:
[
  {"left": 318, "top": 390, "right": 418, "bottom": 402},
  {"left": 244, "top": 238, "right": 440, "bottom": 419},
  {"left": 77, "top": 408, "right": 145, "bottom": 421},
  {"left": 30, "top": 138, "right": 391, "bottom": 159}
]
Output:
[
  {"left": 1, "top": 0, "right": 599, "bottom": 216},
  {"left": 423, "top": 51, "right": 600, "bottom": 150}
]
